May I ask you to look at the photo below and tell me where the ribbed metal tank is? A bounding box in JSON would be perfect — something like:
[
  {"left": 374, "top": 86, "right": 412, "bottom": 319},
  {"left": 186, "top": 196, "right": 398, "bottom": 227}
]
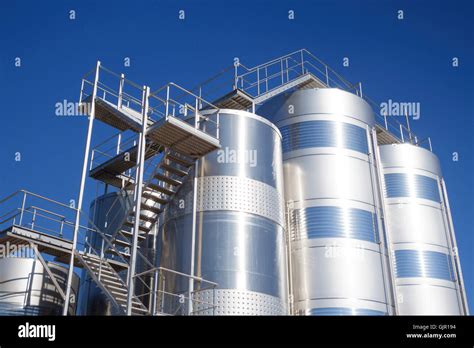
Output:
[
  {"left": 159, "top": 109, "right": 288, "bottom": 315},
  {"left": 378, "top": 143, "right": 469, "bottom": 315},
  {"left": 0, "top": 256, "right": 79, "bottom": 315},
  {"left": 258, "top": 88, "right": 394, "bottom": 315}
]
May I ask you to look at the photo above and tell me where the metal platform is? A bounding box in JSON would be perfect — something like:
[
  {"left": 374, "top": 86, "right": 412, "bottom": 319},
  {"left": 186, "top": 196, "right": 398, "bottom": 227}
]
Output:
[
  {"left": 90, "top": 142, "right": 163, "bottom": 187},
  {"left": 375, "top": 124, "right": 401, "bottom": 145},
  {"left": 253, "top": 73, "right": 326, "bottom": 105},
  {"left": 146, "top": 116, "right": 221, "bottom": 158},
  {"left": 84, "top": 96, "right": 154, "bottom": 132},
  {"left": 0, "top": 225, "right": 128, "bottom": 272},
  {"left": 212, "top": 89, "right": 254, "bottom": 110}
]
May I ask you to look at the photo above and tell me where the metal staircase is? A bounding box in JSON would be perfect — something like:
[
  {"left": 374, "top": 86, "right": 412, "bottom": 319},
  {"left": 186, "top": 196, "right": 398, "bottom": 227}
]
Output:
[
  {"left": 76, "top": 253, "right": 148, "bottom": 315},
  {"left": 76, "top": 62, "right": 221, "bottom": 315},
  {"left": 103, "top": 149, "right": 195, "bottom": 262}
]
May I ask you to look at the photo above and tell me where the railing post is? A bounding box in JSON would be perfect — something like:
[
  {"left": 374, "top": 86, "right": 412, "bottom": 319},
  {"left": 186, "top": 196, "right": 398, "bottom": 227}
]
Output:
[
  {"left": 79, "top": 79, "right": 85, "bottom": 105},
  {"left": 59, "top": 219, "right": 64, "bottom": 238},
  {"left": 399, "top": 124, "right": 404, "bottom": 142},
  {"left": 300, "top": 50, "right": 304, "bottom": 75},
  {"left": 126, "top": 85, "right": 150, "bottom": 315},
  {"left": 265, "top": 67, "right": 268, "bottom": 92},
  {"left": 281, "top": 59, "right": 284, "bottom": 84},
  {"left": 325, "top": 65, "right": 329, "bottom": 86},
  {"left": 199, "top": 86, "right": 203, "bottom": 109},
  {"left": 359, "top": 82, "right": 363, "bottom": 98},
  {"left": 165, "top": 85, "right": 170, "bottom": 119},
  {"left": 285, "top": 58, "right": 289, "bottom": 81},
  {"left": 116, "top": 133, "right": 122, "bottom": 155},
  {"left": 19, "top": 191, "right": 27, "bottom": 226},
  {"left": 118, "top": 74, "right": 125, "bottom": 109},
  {"left": 195, "top": 98, "right": 199, "bottom": 129},
  {"left": 428, "top": 137, "right": 432, "bottom": 152},
  {"left": 63, "top": 60, "right": 101, "bottom": 316},
  {"left": 257, "top": 68, "right": 260, "bottom": 96},
  {"left": 234, "top": 62, "right": 238, "bottom": 90},
  {"left": 31, "top": 208, "right": 37, "bottom": 230},
  {"left": 384, "top": 111, "right": 388, "bottom": 130}
]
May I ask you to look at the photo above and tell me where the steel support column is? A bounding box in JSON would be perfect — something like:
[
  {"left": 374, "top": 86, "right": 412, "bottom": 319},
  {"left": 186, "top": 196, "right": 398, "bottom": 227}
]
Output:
[
  {"left": 63, "top": 60, "right": 101, "bottom": 316},
  {"left": 126, "top": 85, "right": 150, "bottom": 315},
  {"left": 440, "top": 178, "right": 470, "bottom": 315},
  {"left": 371, "top": 128, "right": 399, "bottom": 315}
]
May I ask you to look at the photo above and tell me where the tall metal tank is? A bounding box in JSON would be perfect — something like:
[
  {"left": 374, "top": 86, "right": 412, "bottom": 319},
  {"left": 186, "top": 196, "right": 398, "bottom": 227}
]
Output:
[
  {"left": 0, "top": 256, "right": 79, "bottom": 315},
  {"left": 257, "top": 88, "right": 394, "bottom": 315},
  {"left": 159, "top": 109, "right": 288, "bottom": 315},
  {"left": 378, "top": 143, "right": 469, "bottom": 315}
]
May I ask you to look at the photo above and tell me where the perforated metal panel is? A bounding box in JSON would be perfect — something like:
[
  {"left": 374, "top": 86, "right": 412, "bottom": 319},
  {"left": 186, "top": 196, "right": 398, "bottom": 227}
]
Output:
[
  {"left": 193, "top": 289, "right": 286, "bottom": 315},
  {"left": 159, "top": 110, "right": 288, "bottom": 315},
  {"left": 197, "top": 176, "right": 285, "bottom": 226}
]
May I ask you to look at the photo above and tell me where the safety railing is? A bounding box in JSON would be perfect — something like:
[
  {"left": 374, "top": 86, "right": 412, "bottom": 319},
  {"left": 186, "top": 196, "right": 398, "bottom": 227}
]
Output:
[
  {"left": 0, "top": 190, "right": 117, "bottom": 259},
  {"left": 133, "top": 266, "right": 218, "bottom": 316},
  {"left": 150, "top": 82, "right": 221, "bottom": 140},
  {"left": 233, "top": 48, "right": 361, "bottom": 99},
  {"left": 80, "top": 63, "right": 221, "bottom": 141},
  {"left": 363, "top": 95, "right": 433, "bottom": 151},
  {"left": 0, "top": 189, "right": 218, "bottom": 315},
  {"left": 89, "top": 131, "right": 139, "bottom": 171},
  {"left": 80, "top": 64, "right": 148, "bottom": 122},
  {"left": 230, "top": 48, "right": 432, "bottom": 152}
]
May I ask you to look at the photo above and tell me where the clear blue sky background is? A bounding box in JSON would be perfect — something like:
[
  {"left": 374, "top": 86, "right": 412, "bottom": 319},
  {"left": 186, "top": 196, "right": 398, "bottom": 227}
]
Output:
[{"left": 1, "top": 0, "right": 472, "bottom": 313}]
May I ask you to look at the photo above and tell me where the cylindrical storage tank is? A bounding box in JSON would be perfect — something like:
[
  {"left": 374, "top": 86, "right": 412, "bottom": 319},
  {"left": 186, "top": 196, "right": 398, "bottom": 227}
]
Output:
[
  {"left": 378, "top": 143, "right": 469, "bottom": 315},
  {"left": 159, "top": 109, "right": 288, "bottom": 315},
  {"left": 0, "top": 256, "right": 79, "bottom": 315},
  {"left": 257, "top": 88, "right": 394, "bottom": 315}
]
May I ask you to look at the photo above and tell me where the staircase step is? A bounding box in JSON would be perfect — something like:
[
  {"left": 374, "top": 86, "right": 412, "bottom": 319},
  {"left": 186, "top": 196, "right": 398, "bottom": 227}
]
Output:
[
  {"left": 148, "top": 183, "right": 176, "bottom": 196},
  {"left": 98, "top": 275, "right": 126, "bottom": 287},
  {"left": 110, "top": 238, "right": 132, "bottom": 248},
  {"left": 160, "top": 163, "right": 189, "bottom": 177},
  {"left": 142, "top": 191, "right": 168, "bottom": 205},
  {"left": 128, "top": 211, "right": 157, "bottom": 223},
  {"left": 91, "top": 269, "right": 121, "bottom": 283},
  {"left": 153, "top": 173, "right": 183, "bottom": 186},
  {"left": 123, "top": 220, "right": 151, "bottom": 233},
  {"left": 119, "top": 229, "right": 147, "bottom": 241},
  {"left": 140, "top": 204, "right": 163, "bottom": 215},
  {"left": 106, "top": 248, "right": 131, "bottom": 260},
  {"left": 166, "top": 153, "right": 194, "bottom": 168}
]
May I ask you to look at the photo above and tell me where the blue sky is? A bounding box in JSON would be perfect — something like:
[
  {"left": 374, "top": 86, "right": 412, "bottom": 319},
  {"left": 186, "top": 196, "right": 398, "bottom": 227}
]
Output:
[{"left": 1, "top": 0, "right": 473, "bottom": 312}]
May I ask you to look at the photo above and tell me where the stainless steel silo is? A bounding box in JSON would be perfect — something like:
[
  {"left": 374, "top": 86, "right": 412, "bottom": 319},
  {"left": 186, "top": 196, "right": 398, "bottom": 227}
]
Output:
[
  {"left": 257, "top": 88, "right": 394, "bottom": 315},
  {"left": 0, "top": 256, "right": 79, "bottom": 315},
  {"left": 159, "top": 109, "right": 288, "bottom": 315},
  {"left": 378, "top": 143, "right": 469, "bottom": 315}
]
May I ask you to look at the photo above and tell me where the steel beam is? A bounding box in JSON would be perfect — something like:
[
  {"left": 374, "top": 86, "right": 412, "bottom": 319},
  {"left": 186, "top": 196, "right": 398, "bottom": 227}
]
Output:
[
  {"left": 63, "top": 60, "right": 101, "bottom": 316},
  {"left": 126, "top": 85, "right": 150, "bottom": 315}
]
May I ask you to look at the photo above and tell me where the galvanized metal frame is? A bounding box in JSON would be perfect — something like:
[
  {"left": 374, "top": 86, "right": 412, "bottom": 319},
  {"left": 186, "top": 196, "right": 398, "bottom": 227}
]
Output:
[
  {"left": 126, "top": 85, "right": 150, "bottom": 315},
  {"left": 63, "top": 60, "right": 101, "bottom": 316}
]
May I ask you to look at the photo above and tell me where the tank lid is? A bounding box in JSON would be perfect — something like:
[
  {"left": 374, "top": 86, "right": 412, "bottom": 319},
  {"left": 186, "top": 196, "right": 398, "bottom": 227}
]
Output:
[{"left": 256, "top": 88, "right": 375, "bottom": 126}]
